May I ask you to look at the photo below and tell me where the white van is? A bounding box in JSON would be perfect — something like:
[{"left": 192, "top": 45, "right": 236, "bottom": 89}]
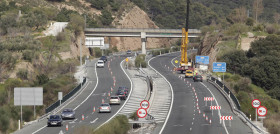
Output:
[{"left": 96, "top": 60, "right": 104, "bottom": 68}]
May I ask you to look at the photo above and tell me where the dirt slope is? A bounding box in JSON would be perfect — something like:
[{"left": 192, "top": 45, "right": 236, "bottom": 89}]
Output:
[{"left": 111, "top": 6, "right": 174, "bottom": 51}]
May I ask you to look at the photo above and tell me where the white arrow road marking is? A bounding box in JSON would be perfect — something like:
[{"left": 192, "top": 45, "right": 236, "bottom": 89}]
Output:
[
  {"left": 59, "top": 130, "right": 64, "bottom": 134},
  {"left": 90, "top": 118, "right": 99, "bottom": 124}
]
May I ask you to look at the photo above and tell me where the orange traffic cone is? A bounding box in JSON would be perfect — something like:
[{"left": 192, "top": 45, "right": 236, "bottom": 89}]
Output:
[
  {"left": 66, "top": 124, "right": 68, "bottom": 131},
  {"left": 93, "top": 107, "right": 95, "bottom": 112},
  {"left": 82, "top": 114, "right": 84, "bottom": 120}
]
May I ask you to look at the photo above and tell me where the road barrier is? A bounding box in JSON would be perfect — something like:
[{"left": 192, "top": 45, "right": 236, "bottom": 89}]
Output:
[{"left": 45, "top": 78, "right": 86, "bottom": 113}]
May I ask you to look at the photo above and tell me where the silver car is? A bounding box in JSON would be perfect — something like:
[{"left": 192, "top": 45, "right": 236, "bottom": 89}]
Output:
[
  {"left": 99, "top": 103, "right": 111, "bottom": 113},
  {"left": 109, "top": 96, "right": 121, "bottom": 105},
  {"left": 61, "top": 108, "right": 75, "bottom": 119}
]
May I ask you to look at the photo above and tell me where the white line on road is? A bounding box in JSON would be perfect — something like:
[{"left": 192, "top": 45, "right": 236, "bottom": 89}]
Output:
[{"left": 90, "top": 118, "right": 99, "bottom": 124}]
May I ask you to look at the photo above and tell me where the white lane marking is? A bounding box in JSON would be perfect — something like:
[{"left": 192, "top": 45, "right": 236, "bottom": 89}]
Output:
[
  {"left": 94, "top": 59, "right": 133, "bottom": 131},
  {"left": 73, "top": 62, "right": 99, "bottom": 111},
  {"left": 31, "top": 125, "right": 47, "bottom": 134},
  {"left": 90, "top": 118, "right": 99, "bottom": 124},
  {"left": 201, "top": 83, "right": 229, "bottom": 134},
  {"left": 148, "top": 56, "right": 174, "bottom": 134},
  {"left": 192, "top": 122, "right": 194, "bottom": 125},
  {"left": 69, "top": 119, "right": 77, "bottom": 124}
]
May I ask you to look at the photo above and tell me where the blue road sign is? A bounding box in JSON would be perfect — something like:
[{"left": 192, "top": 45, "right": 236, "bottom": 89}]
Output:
[
  {"left": 213, "top": 62, "right": 226, "bottom": 72},
  {"left": 196, "top": 56, "right": 209, "bottom": 64}
]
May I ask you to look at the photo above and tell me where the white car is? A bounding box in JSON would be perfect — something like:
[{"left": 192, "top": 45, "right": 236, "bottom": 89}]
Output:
[
  {"left": 109, "top": 96, "right": 121, "bottom": 105},
  {"left": 96, "top": 60, "right": 104, "bottom": 68}
]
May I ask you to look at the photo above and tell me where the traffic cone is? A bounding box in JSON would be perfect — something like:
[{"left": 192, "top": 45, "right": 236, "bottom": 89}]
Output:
[
  {"left": 209, "top": 119, "right": 212, "bottom": 125},
  {"left": 203, "top": 113, "right": 205, "bottom": 118},
  {"left": 82, "top": 114, "right": 84, "bottom": 120},
  {"left": 108, "top": 92, "right": 110, "bottom": 97},
  {"left": 114, "top": 82, "right": 115, "bottom": 87},
  {"left": 206, "top": 116, "right": 208, "bottom": 121},
  {"left": 111, "top": 87, "right": 113, "bottom": 92},
  {"left": 93, "top": 107, "right": 95, "bottom": 112},
  {"left": 102, "top": 99, "right": 104, "bottom": 104},
  {"left": 198, "top": 110, "right": 201, "bottom": 114},
  {"left": 66, "top": 124, "right": 68, "bottom": 131}
]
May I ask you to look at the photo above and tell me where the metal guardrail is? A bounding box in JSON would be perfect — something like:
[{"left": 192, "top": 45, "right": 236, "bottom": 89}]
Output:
[
  {"left": 207, "top": 76, "right": 268, "bottom": 134},
  {"left": 45, "top": 78, "right": 86, "bottom": 113},
  {"left": 85, "top": 28, "right": 201, "bottom": 33}
]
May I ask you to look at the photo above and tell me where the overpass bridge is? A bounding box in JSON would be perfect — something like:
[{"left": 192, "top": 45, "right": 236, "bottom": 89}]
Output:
[{"left": 84, "top": 28, "right": 201, "bottom": 54}]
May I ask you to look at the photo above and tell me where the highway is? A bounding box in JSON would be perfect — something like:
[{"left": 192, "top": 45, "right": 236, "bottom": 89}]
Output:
[
  {"left": 15, "top": 55, "right": 131, "bottom": 134},
  {"left": 149, "top": 52, "right": 252, "bottom": 134}
]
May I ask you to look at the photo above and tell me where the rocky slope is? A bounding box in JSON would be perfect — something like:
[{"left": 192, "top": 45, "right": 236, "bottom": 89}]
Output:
[{"left": 111, "top": 6, "right": 175, "bottom": 51}]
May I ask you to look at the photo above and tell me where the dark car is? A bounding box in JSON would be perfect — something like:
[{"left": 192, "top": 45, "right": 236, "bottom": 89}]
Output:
[
  {"left": 118, "top": 87, "right": 129, "bottom": 97},
  {"left": 99, "top": 56, "right": 107, "bottom": 63},
  {"left": 116, "top": 90, "right": 127, "bottom": 100},
  {"left": 126, "top": 50, "right": 132, "bottom": 54},
  {"left": 61, "top": 108, "right": 75, "bottom": 119},
  {"left": 193, "top": 75, "right": 203, "bottom": 82},
  {"left": 47, "top": 115, "right": 63, "bottom": 127}
]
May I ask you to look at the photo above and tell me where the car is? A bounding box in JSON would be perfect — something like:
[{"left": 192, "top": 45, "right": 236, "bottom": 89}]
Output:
[
  {"left": 185, "top": 70, "right": 194, "bottom": 78},
  {"left": 116, "top": 90, "right": 127, "bottom": 100},
  {"left": 193, "top": 75, "right": 203, "bottom": 82},
  {"left": 96, "top": 60, "right": 104, "bottom": 68},
  {"left": 99, "top": 103, "right": 111, "bottom": 113},
  {"left": 47, "top": 115, "right": 63, "bottom": 127},
  {"left": 118, "top": 86, "right": 129, "bottom": 97},
  {"left": 61, "top": 108, "right": 75, "bottom": 119},
  {"left": 109, "top": 96, "right": 121, "bottom": 105},
  {"left": 126, "top": 50, "right": 132, "bottom": 54},
  {"left": 99, "top": 56, "right": 107, "bottom": 63}
]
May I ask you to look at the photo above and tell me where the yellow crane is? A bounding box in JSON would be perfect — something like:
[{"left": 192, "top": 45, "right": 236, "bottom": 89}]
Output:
[{"left": 178, "top": 0, "right": 192, "bottom": 73}]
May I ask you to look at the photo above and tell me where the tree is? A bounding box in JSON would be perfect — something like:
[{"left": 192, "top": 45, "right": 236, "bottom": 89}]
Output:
[
  {"left": 229, "top": 7, "right": 247, "bottom": 24},
  {"left": 89, "top": 0, "right": 108, "bottom": 10},
  {"left": 253, "top": 0, "right": 264, "bottom": 23},
  {"left": 100, "top": 10, "right": 113, "bottom": 26},
  {"left": 0, "top": 12, "right": 18, "bottom": 34},
  {"left": 67, "top": 14, "right": 85, "bottom": 36},
  {"left": 25, "top": 9, "right": 48, "bottom": 29},
  {"left": 273, "top": 12, "right": 280, "bottom": 24},
  {"left": 219, "top": 50, "right": 248, "bottom": 74}
]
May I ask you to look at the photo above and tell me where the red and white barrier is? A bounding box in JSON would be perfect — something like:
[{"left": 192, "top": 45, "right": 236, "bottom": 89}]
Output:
[
  {"left": 204, "top": 97, "right": 214, "bottom": 101},
  {"left": 220, "top": 116, "right": 233, "bottom": 120},
  {"left": 210, "top": 106, "right": 221, "bottom": 110}
]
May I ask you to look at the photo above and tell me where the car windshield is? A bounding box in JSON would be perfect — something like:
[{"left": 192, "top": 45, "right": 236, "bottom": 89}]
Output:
[
  {"left": 98, "top": 62, "right": 103, "bottom": 64},
  {"left": 111, "top": 97, "right": 118, "bottom": 99},
  {"left": 63, "top": 109, "right": 72, "bottom": 112},
  {"left": 196, "top": 75, "right": 202, "bottom": 78},
  {"left": 118, "top": 91, "right": 124, "bottom": 94},
  {"left": 186, "top": 71, "right": 192, "bottom": 74},
  {"left": 50, "top": 115, "right": 60, "bottom": 119},
  {"left": 101, "top": 104, "right": 109, "bottom": 106},
  {"left": 101, "top": 56, "right": 106, "bottom": 59}
]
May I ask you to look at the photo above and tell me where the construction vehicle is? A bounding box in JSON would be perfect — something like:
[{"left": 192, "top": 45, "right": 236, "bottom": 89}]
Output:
[{"left": 176, "top": 0, "right": 194, "bottom": 73}]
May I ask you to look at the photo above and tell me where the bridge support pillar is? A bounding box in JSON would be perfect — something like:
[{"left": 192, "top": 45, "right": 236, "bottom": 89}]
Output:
[{"left": 141, "top": 32, "right": 147, "bottom": 54}]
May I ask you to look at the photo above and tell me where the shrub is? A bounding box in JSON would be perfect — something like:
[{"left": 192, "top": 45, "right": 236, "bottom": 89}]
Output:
[
  {"left": 112, "top": 46, "right": 118, "bottom": 52},
  {"left": 94, "top": 48, "right": 102, "bottom": 57},
  {"left": 36, "top": 74, "right": 49, "bottom": 85},
  {"left": 67, "top": 14, "right": 85, "bottom": 36},
  {"left": 135, "top": 54, "right": 146, "bottom": 68},
  {"left": 100, "top": 10, "right": 113, "bottom": 26},
  {"left": 17, "top": 69, "right": 28, "bottom": 80},
  {"left": 22, "top": 50, "right": 33, "bottom": 62},
  {"left": 129, "top": 111, "right": 138, "bottom": 120},
  {"left": 0, "top": 107, "right": 9, "bottom": 132},
  {"left": 93, "top": 115, "right": 129, "bottom": 134}
]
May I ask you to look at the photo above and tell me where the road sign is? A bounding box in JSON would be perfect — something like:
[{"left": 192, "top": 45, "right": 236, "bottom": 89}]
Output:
[
  {"left": 125, "top": 58, "right": 129, "bottom": 62},
  {"left": 204, "top": 97, "right": 214, "bottom": 101},
  {"left": 210, "top": 106, "right": 221, "bottom": 110},
  {"left": 252, "top": 99, "right": 261, "bottom": 108},
  {"left": 220, "top": 116, "right": 233, "bottom": 120},
  {"left": 195, "top": 56, "right": 209, "bottom": 64},
  {"left": 137, "top": 108, "right": 147, "bottom": 118},
  {"left": 58, "top": 92, "right": 63, "bottom": 100},
  {"left": 175, "top": 60, "right": 178, "bottom": 64},
  {"left": 257, "top": 106, "right": 267, "bottom": 117},
  {"left": 140, "top": 100, "right": 150, "bottom": 109},
  {"left": 213, "top": 62, "right": 226, "bottom": 72}
]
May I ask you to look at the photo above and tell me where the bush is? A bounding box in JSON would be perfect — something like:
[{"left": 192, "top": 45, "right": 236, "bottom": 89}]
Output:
[
  {"left": 17, "top": 69, "right": 28, "bottom": 80},
  {"left": 94, "top": 48, "right": 102, "bottom": 57},
  {"left": 93, "top": 115, "right": 129, "bottom": 134},
  {"left": 36, "top": 74, "right": 49, "bottom": 85},
  {"left": 129, "top": 111, "right": 138, "bottom": 120},
  {"left": 253, "top": 24, "right": 265, "bottom": 32},
  {"left": 22, "top": 50, "right": 33, "bottom": 62},
  {"left": 135, "top": 54, "right": 146, "bottom": 68},
  {"left": 0, "top": 107, "right": 9, "bottom": 133},
  {"left": 67, "top": 14, "right": 85, "bottom": 36},
  {"left": 100, "top": 10, "right": 113, "bottom": 26},
  {"left": 112, "top": 46, "right": 118, "bottom": 52}
]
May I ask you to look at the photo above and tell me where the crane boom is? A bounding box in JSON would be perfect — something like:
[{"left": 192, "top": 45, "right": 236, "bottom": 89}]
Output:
[{"left": 180, "top": 0, "right": 190, "bottom": 67}]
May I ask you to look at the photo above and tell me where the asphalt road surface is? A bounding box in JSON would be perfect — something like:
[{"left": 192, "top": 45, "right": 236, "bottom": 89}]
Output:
[
  {"left": 15, "top": 55, "right": 131, "bottom": 134},
  {"left": 149, "top": 52, "right": 252, "bottom": 134}
]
